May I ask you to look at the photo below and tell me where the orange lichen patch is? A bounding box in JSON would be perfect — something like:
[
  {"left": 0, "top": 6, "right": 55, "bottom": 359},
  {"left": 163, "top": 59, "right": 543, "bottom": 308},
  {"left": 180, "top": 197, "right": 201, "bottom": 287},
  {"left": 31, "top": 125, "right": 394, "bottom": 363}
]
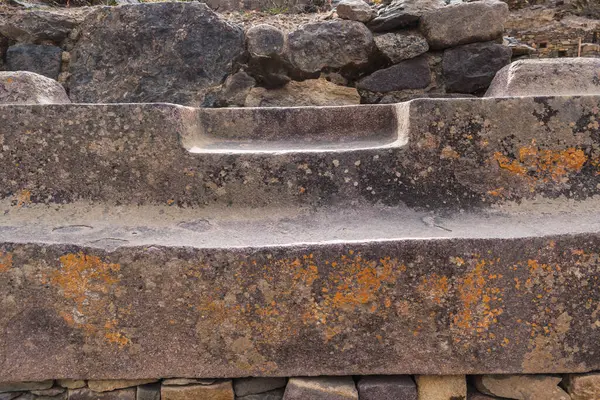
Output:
[
  {"left": 440, "top": 146, "right": 460, "bottom": 160},
  {"left": 450, "top": 256, "right": 503, "bottom": 337},
  {"left": 0, "top": 251, "right": 13, "bottom": 272},
  {"left": 418, "top": 273, "right": 449, "bottom": 305},
  {"left": 48, "top": 252, "right": 128, "bottom": 347},
  {"left": 492, "top": 141, "right": 588, "bottom": 193},
  {"left": 14, "top": 189, "right": 31, "bottom": 208}
]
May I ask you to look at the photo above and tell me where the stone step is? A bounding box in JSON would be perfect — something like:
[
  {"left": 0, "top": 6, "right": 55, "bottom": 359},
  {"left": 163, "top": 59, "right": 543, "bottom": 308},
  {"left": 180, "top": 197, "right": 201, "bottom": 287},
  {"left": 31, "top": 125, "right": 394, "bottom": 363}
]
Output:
[{"left": 1, "top": 95, "right": 599, "bottom": 209}]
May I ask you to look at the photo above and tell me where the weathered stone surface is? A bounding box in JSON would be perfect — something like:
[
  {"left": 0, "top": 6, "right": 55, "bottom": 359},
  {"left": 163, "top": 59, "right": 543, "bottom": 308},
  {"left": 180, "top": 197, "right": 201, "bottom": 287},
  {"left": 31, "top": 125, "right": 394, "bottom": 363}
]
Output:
[
  {"left": 368, "top": 0, "right": 444, "bottom": 32},
  {"left": 237, "top": 389, "right": 284, "bottom": 400},
  {"left": 205, "top": 70, "right": 256, "bottom": 107},
  {"left": 336, "top": 0, "right": 375, "bottom": 22},
  {"left": 287, "top": 20, "right": 374, "bottom": 73},
  {"left": 161, "top": 382, "right": 234, "bottom": 400},
  {"left": 564, "top": 373, "right": 600, "bottom": 400},
  {"left": 467, "top": 388, "right": 497, "bottom": 400},
  {"left": 0, "top": 71, "right": 69, "bottom": 104},
  {"left": 443, "top": 41, "right": 511, "bottom": 93},
  {"left": 283, "top": 377, "right": 357, "bottom": 400},
  {"left": 0, "top": 382, "right": 53, "bottom": 393},
  {"left": 475, "top": 375, "right": 569, "bottom": 400},
  {"left": 31, "top": 387, "right": 66, "bottom": 396},
  {"left": 357, "top": 56, "right": 430, "bottom": 92},
  {"left": 136, "top": 383, "right": 160, "bottom": 400},
  {"left": 245, "top": 78, "right": 360, "bottom": 106},
  {"left": 357, "top": 376, "right": 416, "bottom": 400},
  {"left": 57, "top": 381, "right": 86, "bottom": 390},
  {"left": 69, "top": 3, "right": 244, "bottom": 105},
  {"left": 163, "top": 379, "right": 216, "bottom": 386},
  {"left": 6, "top": 44, "right": 62, "bottom": 80},
  {"left": 415, "top": 376, "right": 466, "bottom": 400},
  {"left": 88, "top": 381, "right": 157, "bottom": 393},
  {"left": 0, "top": 393, "right": 22, "bottom": 400},
  {"left": 246, "top": 24, "right": 285, "bottom": 58},
  {"left": 374, "top": 31, "right": 428, "bottom": 63},
  {"left": 485, "top": 58, "right": 600, "bottom": 97},
  {"left": 0, "top": 10, "right": 83, "bottom": 43},
  {"left": 234, "top": 378, "right": 287, "bottom": 397},
  {"left": 420, "top": 0, "right": 509, "bottom": 49},
  {"left": 69, "top": 388, "right": 136, "bottom": 400}
]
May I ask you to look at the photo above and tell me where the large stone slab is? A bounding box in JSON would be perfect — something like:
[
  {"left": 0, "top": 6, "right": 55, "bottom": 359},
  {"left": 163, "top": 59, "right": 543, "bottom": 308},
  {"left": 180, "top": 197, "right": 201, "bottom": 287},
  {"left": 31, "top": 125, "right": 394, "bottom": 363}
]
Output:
[
  {"left": 420, "top": 0, "right": 509, "bottom": 49},
  {"left": 68, "top": 3, "right": 244, "bottom": 105},
  {"left": 485, "top": 58, "right": 600, "bottom": 97},
  {"left": 0, "top": 71, "right": 70, "bottom": 104}
]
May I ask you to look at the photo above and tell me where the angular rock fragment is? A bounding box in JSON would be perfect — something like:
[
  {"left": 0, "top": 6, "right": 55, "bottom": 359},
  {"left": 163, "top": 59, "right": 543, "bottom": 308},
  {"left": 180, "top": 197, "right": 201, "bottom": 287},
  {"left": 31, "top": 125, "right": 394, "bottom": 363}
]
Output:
[
  {"left": 442, "top": 41, "right": 511, "bottom": 93},
  {"left": 245, "top": 78, "right": 360, "bottom": 107},
  {"left": 357, "top": 55, "right": 430, "bottom": 92},
  {"left": 234, "top": 378, "right": 287, "bottom": 397},
  {"left": 283, "top": 377, "right": 357, "bottom": 400},
  {"left": 564, "top": 373, "right": 600, "bottom": 400},
  {"left": 336, "top": 0, "right": 375, "bottom": 23},
  {"left": 69, "top": 388, "right": 136, "bottom": 400},
  {"left": 374, "top": 31, "right": 429, "bottom": 63},
  {"left": 357, "top": 376, "right": 417, "bottom": 400},
  {"left": 57, "top": 381, "right": 86, "bottom": 390},
  {"left": 69, "top": 3, "right": 244, "bottom": 105},
  {"left": 246, "top": 24, "right": 285, "bottom": 58},
  {"left": 6, "top": 44, "right": 62, "bottom": 80},
  {"left": 485, "top": 58, "right": 600, "bottom": 97},
  {"left": 237, "top": 389, "right": 285, "bottom": 400},
  {"left": 0, "top": 10, "right": 83, "bottom": 43},
  {"left": 161, "top": 382, "right": 234, "bottom": 400},
  {"left": 415, "top": 375, "right": 466, "bottom": 400},
  {"left": 368, "top": 0, "right": 444, "bottom": 32},
  {"left": 420, "top": 0, "right": 509, "bottom": 49},
  {"left": 0, "top": 382, "right": 54, "bottom": 393},
  {"left": 88, "top": 381, "right": 157, "bottom": 393},
  {"left": 136, "top": 383, "right": 160, "bottom": 400},
  {"left": 287, "top": 20, "right": 374, "bottom": 73},
  {"left": 474, "top": 375, "right": 569, "bottom": 400}
]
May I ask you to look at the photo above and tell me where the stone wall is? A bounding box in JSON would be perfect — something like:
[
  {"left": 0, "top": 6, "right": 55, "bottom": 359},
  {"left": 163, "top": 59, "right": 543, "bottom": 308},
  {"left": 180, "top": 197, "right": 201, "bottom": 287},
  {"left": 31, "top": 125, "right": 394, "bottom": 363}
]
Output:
[
  {"left": 4, "top": 374, "right": 600, "bottom": 400},
  {"left": 0, "top": 0, "right": 513, "bottom": 106}
]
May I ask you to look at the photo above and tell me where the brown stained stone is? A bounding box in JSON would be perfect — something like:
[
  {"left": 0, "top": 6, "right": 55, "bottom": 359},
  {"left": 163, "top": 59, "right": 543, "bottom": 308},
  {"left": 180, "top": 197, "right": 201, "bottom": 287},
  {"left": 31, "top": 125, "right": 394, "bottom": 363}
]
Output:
[
  {"left": 564, "top": 373, "right": 600, "bottom": 400},
  {"left": 161, "top": 382, "right": 234, "bottom": 400},
  {"left": 415, "top": 375, "right": 466, "bottom": 400},
  {"left": 57, "top": 382, "right": 86, "bottom": 390},
  {"left": 0, "top": 382, "right": 54, "bottom": 393},
  {"left": 69, "top": 388, "right": 136, "bottom": 400},
  {"left": 474, "top": 375, "right": 569, "bottom": 400},
  {"left": 88, "top": 381, "right": 158, "bottom": 393},
  {"left": 283, "top": 377, "right": 357, "bottom": 400},
  {"left": 236, "top": 389, "right": 285, "bottom": 400}
]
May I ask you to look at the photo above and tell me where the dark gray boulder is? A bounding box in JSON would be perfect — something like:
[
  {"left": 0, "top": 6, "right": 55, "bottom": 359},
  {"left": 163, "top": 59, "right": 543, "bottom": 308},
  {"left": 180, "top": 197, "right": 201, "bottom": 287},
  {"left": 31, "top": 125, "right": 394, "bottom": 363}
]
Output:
[
  {"left": 68, "top": 2, "right": 244, "bottom": 105},
  {"left": 442, "top": 41, "right": 511, "bottom": 93},
  {"left": 357, "top": 55, "right": 431, "bottom": 92},
  {"left": 357, "top": 376, "right": 417, "bottom": 400},
  {"left": 0, "top": 10, "right": 84, "bottom": 44},
  {"left": 6, "top": 44, "right": 62, "bottom": 80},
  {"left": 368, "top": 0, "right": 444, "bottom": 32},
  {"left": 287, "top": 20, "right": 374, "bottom": 74},
  {"left": 374, "top": 30, "right": 429, "bottom": 63}
]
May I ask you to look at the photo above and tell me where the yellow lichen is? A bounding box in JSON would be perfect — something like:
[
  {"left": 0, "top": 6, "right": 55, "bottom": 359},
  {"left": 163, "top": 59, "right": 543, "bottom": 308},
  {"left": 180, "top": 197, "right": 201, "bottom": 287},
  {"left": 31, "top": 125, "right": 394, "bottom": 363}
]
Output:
[{"left": 0, "top": 251, "right": 13, "bottom": 272}]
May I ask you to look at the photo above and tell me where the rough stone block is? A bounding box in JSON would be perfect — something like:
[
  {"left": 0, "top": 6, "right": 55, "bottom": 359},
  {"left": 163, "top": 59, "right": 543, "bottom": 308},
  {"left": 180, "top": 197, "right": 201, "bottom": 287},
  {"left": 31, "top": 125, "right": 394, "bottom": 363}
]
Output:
[
  {"left": 374, "top": 31, "right": 429, "bottom": 64},
  {"left": 474, "top": 375, "right": 569, "bottom": 400},
  {"left": 69, "top": 3, "right": 244, "bottom": 105},
  {"left": 246, "top": 24, "right": 285, "bottom": 58},
  {"left": 564, "top": 373, "right": 600, "bottom": 400},
  {"left": 443, "top": 41, "right": 511, "bottom": 93},
  {"left": 31, "top": 387, "right": 66, "bottom": 396},
  {"left": 136, "top": 383, "right": 160, "bottom": 400},
  {"left": 6, "top": 44, "right": 63, "bottom": 80},
  {"left": 57, "top": 381, "right": 86, "bottom": 390},
  {"left": 161, "top": 382, "right": 234, "bottom": 400},
  {"left": 0, "top": 394, "right": 22, "bottom": 400},
  {"left": 69, "top": 388, "right": 136, "bottom": 400},
  {"left": 233, "top": 378, "right": 287, "bottom": 397},
  {"left": 368, "top": 0, "right": 444, "bottom": 32},
  {"left": 357, "top": 376, "right": 416, "bottom": 400},
  {"left": 89, "top": 381, "right": 158, "bottom": 393},
  {"left": 237, "top": 388, "right": 284, "bottom": 400},
  {"left": 287, "top": 20, "right": 374, "bottom": 73},
  {"left": 283, "top": 377, "right": 357, "bottom": 400},
  {"left": 415, "top": 375, "right": 466, "bottom": 400},
  {"left": 0, "top": 71, "right": 70, "bottom": 105},
  {"left": 0, "top": 381, "right": 54, "bottom": 393},
  {"left": 357, "top": 56, "right": 430, "bottom": 92},
  {"left": 485, "top": 58, "right": 600, "bottom": 97},
  {"left": 0, "top": 10, "right": 83, "bottom": 43},
  {"left": 336, "top": 0, "right": 375, "bottom": 23},
  {"left": 420, "top": 0, "right": 509, "bottom": 49}
]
